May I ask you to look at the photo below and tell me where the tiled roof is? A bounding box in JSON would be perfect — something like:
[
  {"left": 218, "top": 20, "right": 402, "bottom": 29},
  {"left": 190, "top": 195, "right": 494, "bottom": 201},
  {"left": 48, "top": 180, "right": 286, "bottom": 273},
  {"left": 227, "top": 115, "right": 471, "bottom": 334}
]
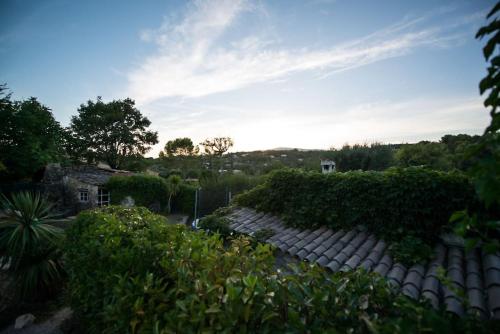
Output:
[
  {"left": 43, "top": 164, "right": 134, "bottom": 186},
  {"left": 227, "top": 207, "right": 500, "bottom": 319}
]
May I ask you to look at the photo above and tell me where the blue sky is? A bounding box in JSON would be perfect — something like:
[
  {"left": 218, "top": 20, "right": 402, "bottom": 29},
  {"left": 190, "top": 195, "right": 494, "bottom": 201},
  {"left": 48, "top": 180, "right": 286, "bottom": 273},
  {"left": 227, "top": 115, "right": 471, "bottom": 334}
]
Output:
[{"left": 0, "top": 0, "right": 495, "bottom": 154}]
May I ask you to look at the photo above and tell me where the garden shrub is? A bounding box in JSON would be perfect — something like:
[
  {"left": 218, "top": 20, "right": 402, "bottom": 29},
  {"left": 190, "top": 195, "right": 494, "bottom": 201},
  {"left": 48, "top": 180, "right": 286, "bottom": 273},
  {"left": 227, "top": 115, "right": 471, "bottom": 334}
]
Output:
[
  {"left": 234, "top": 167, "right": 475, "bottom": 243},
  {"left": 65, "top": 207, "right": 497, "bottom": 333},
  {"left": 253, "top": 228, "right": 275, "bottom": 242},
  {"left": 198, "top": 214, "right": 231, "bottom": 238},
  {"left": 107, "top": 174, "right": 169, "bottom": 210},
  {"left": 388, "top": 235, "right": 433, "bottom": 266}
]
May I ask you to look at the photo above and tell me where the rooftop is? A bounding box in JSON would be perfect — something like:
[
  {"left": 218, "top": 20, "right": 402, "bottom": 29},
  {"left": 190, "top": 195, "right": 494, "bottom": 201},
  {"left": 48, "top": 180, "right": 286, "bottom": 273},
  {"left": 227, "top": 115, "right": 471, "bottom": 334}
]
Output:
[
  {"left": 43, "top": 164, "right": 133, "bottom": 186},
  {"left": 227, "top": 207, "right": 500, "bottom": 320}
]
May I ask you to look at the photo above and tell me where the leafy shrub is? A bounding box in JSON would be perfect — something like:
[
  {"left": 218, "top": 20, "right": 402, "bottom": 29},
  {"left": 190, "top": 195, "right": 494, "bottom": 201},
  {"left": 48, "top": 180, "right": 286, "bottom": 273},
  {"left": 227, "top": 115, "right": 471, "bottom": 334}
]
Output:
[
  {"left": 198, "top": 214, "right": 231, "bottom": 237},
  {"left": 200, "top": 173, "right": 265, "bottom": 196},
  {"left": 0, "top": 192, "right": 65, "bottom": 300},
  {"left": 107, "top": 174, "right": 169, "bottom": 211},
  {"left": 212, "top": 205, "right": 235, "bottom": 217},
  {"left": 450, "top": 3, "right": 500, "bottom": 255},
  {"left": 253, "top": 228, "right": 275, "bottom": 242},
  {"left": 388, "top": 235, "right": 433, "bottom": 266},
  {"left": 65, "top": 207, "right": 497, "bottom": 333},
  {"left": 234, "top": 168, "right": 475, "bottom": 243}
]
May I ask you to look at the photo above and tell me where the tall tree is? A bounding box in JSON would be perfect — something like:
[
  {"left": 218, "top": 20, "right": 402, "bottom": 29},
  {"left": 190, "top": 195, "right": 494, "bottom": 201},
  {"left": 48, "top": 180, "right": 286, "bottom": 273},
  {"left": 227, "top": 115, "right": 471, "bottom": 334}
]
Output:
[
  {"left": 163, "top": 137, "right": 198, "bottom": 157},
  {"left": 200, "top": 137, "right": 234, "bottom": 171},
  {"left": 67, "top": 97, "right": 158, "bottom": 169},
  {"left": 200, "top": 137, "right": 234, "bottom": 156},
  {"left": 0, "top": 89, "right": 65, "bottom": 180}
]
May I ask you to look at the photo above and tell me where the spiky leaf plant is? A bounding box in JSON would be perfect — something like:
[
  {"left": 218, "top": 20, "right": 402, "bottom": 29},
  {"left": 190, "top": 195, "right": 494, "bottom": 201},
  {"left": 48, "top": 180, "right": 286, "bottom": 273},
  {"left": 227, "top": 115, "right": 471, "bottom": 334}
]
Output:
[{"left": 0, "top": 192, "right": 65, "bottom": 300}]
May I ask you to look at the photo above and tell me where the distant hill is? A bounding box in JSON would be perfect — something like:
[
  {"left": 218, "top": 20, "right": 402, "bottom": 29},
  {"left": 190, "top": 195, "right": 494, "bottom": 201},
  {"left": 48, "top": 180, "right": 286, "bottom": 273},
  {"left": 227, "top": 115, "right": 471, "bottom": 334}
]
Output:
[{"left": 268, "top": 147, "right": 323, "bottom": 152}]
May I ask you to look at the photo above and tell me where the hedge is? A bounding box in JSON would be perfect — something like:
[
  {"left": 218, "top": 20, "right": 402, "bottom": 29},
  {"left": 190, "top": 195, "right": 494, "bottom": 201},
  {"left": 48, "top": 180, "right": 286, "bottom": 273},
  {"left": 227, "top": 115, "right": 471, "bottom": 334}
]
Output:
[
  {"left": 171, "top": 183, "right": 196, "bottom": 216},
  {"left": 107, "top": 175, "right": 169, "bottom": 210},
  {"left": 234, "top": 167, "right": 475, "bottom": 242},
  {"left": 106, "top": 174, "right": 196, "bottom": 215},
  {"left": 65, "top": 206, "right": 495, "bottom": 333}
]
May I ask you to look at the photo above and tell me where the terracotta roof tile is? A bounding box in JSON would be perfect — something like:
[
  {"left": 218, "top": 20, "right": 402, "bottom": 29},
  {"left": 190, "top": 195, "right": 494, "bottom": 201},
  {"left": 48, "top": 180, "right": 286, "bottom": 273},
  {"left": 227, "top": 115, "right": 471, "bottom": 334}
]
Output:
[
  {"left": 296, "top": 249, "right": 309, "bottom": 260},
  {"left": 226, "top": 208, "right": 500, "bottom": 319},
  {"left": 387, "top": 263, "right": 407, "bottom": 287},
  {"left": 316, "top": 256, "right": 330, "bottom": 267}
]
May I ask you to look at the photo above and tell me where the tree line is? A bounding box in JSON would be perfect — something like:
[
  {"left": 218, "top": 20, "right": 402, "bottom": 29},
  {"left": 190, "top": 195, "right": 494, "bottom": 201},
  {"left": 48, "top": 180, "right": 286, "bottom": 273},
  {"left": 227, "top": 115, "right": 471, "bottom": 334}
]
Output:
[
  {"left": 0, "top": 86, "right": 234, "bottom": 182},
  {"left": 329, "top": 135, "right": 481, "bottom": 172},
  {"left": 0, "top": 82, "right": 486, "bottom": 183}
]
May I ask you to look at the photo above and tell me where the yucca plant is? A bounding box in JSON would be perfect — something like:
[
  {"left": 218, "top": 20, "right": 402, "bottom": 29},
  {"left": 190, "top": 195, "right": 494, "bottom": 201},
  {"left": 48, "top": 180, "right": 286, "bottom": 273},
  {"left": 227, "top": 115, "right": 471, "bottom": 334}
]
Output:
[
  {"left": 0, "top": 191, "right": 65, "bottom": 300},
  {"left": 166, "top": 174, "right": 182, "bottom": 213}
]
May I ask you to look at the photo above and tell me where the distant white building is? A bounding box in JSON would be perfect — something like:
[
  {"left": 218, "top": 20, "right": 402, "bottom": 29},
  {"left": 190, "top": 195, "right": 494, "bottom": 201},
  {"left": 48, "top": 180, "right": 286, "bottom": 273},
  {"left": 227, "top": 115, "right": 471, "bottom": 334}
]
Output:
[{"left": 320, "top": 160, "right": 336, "bottom": 174}]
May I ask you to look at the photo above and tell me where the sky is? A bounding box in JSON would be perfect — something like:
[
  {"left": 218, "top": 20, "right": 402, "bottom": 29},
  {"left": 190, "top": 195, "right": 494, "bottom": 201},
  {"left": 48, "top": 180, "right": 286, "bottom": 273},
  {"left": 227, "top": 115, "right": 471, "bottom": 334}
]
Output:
[{"left": 0, "top": 0, "right": 495, "bottom": 155}]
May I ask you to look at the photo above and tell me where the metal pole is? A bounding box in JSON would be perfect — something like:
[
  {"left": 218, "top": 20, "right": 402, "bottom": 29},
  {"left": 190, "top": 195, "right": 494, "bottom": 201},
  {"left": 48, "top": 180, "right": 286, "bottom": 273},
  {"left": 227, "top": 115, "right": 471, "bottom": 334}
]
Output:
[{"left": 194, "top": 188, "right": 199, "bottom": 222}]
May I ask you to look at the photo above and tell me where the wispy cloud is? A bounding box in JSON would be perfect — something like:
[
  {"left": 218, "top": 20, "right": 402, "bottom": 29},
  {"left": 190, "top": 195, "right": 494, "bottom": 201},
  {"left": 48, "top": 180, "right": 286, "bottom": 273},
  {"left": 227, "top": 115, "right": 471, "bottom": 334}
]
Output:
[{"left": 127, "top": 0, "right": 478, "bottom": 105}]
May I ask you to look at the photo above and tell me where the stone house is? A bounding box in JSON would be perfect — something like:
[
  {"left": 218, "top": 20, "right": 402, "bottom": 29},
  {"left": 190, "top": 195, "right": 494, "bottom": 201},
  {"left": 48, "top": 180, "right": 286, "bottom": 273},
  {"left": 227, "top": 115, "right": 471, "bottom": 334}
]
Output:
[{"left": 42, "top": 164, "right": 133, "bottom": 214}]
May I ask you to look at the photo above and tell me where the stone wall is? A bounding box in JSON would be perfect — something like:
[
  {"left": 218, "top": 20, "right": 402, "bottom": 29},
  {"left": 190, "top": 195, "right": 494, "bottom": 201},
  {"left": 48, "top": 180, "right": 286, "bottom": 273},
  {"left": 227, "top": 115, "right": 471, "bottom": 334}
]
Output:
[{"left": 62, "top": 176, "right": 98, "bottom": 212}]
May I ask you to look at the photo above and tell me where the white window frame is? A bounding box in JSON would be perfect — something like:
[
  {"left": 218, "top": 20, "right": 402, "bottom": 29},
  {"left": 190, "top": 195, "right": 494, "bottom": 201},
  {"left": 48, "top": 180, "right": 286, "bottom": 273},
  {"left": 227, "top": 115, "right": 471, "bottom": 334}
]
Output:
[
  {"left": 79, "top": 189, "right": 89, "bottom": 203},
  {"left": 97, "top": 188, "right": 110, "bottom": 207}
]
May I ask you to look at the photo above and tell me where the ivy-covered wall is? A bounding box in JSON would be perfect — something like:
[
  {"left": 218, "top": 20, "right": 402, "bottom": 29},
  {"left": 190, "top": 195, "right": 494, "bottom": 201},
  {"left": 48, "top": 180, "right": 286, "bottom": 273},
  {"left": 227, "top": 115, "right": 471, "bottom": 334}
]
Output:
[
  {"left": 234, "top": 167, "right": 475, "bottom": 242},
  {"left": 106, "top": 174, "right": 196, "bottom": 215}
]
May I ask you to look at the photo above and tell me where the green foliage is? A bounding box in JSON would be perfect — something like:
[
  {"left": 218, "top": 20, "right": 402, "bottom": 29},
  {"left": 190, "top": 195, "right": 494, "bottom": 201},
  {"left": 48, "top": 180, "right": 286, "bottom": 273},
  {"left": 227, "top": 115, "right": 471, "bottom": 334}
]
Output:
[
  {"left": 388, "top": 235, "right": 433, "bottom": 266},
  {"left": 166, "top": 174, "right": 182, "bottom": 213},
  {"left": 65, "top": 207, "right": 497, "bottom": 333},
  {"left": 252, "top": 228, "right": 275, "bottom": 242},
  {"left": 0, "top": 90, "right": 65, "bottom": 180},
  {"left": 200, "top": 172, "right": 264, "bottom": 194},
  {"left": 452, "top": 3, "right": 500, "bottom": 254},
  {"left": 396, "top": 141, "right": 453, "bottom": 171},
  {"left": 476, "top": 1, "right": 500, "bottom": 133},
  {"left": 441, "top": 134, "right": 482, "bottom": 170},
  {"left": 171, "top": 183, "right": 197, "bottom": 216},
  {"left": 107, "top": 174, "right": 196, "bottom": 215},
  {"left": 107, "top": 174, "right": 170, "bottom": 211},
  {"left": 0, "top": 192, "right": 65, "bottom": 300},
  {"left": 163, "top": 137, "right": 198, "bottom": 157},
  {"left": 198, "top": 214, "right": 232, "bottom": 238},
  {"left": 471, "top": 2, "right": 500, "bottom": 206},
  {"left": 451, "top": 210, "right": 500, "bottom": 254},
  {"left": 212, "top": 205, "right": 235, "bottom": 217},
  {"left": 200, "top": 137, "right": 233, "bottom": 156},
  {"left": 66, "top": 97, "right": 158, "bottom": 169},
  {"left": 333, "top": 143, "right": 396, "bottom": 171},
  {"left": 234, "top": 168, "right": 474, "bottom": 243}
]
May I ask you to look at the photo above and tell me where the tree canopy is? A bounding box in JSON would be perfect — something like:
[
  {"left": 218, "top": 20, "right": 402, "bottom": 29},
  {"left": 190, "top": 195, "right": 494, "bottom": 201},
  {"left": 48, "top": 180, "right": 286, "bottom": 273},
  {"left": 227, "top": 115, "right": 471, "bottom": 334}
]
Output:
[
  {"left": 163, "top": 137, "right": 198, "bottom": 157},
  {"left": 66, "top": 97, "right": 158, "bottom": 169},
  {"left": 0, "top": 87, "right": 65, "bottom": 180},
  {"left": 200, "top": 137, "right": 234, "bottom": 156},
  {"left": 331, "top": 143, "right": 395, "bottom": 172},
  {"left": 395, "top": 141, "right": 453, "bottom": 170}
]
